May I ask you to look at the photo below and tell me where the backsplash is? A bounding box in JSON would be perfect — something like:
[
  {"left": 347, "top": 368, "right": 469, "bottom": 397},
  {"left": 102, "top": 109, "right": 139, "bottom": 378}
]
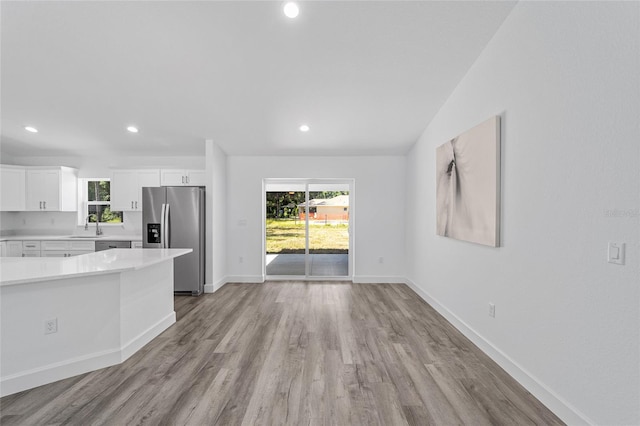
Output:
[{"left": 0, "top": 211, "right": 142, "bottom": 236}]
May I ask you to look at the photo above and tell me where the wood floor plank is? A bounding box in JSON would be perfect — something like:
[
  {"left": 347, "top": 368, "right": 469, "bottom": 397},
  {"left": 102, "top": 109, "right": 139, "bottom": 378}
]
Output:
[{"left": 0, "top": 282, "right": 564, "bottom": 426}]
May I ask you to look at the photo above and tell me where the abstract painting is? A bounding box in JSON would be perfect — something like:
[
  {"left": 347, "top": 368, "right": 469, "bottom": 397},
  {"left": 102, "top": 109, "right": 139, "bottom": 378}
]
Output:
[{"left": 436, "top": 116, "right": 500, "bottom": 247}]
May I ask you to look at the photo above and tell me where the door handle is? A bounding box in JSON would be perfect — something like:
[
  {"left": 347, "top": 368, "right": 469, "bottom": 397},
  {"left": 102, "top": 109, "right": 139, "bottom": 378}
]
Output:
[
  {"left": 160, "top": 203, "right": 166, "bottom": 248},
  {"left": 164, "top": 203, "right": 170, "bottom": 248},
  {"left": 131, "top": 201, "right": 134, "bottom": 209},
  {"left": 39, "top": 201, "right": 42, "bottom": 209},
  {"left": 135, "top": 201, "right": 138, "bottom": 209},
  {"left": 43, "top": 201, "right": 46, "bottom": 209}
]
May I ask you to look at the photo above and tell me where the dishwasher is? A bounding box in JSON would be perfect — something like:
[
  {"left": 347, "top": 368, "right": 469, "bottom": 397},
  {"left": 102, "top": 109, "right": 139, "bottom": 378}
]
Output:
[{"left": 95, "top": 241, "right": 132, "bottom": 252}]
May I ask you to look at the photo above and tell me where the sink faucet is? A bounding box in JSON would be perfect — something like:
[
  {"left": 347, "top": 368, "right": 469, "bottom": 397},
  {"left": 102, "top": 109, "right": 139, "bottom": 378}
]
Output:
[{"left": 95, "top": 220, "right": 103, "bottom": 236}]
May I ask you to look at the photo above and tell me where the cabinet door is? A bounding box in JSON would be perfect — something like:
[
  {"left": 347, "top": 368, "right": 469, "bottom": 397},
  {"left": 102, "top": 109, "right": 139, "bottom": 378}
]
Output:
[
  {"left": 7, "top": 241, "right": 23, "bottom": 257},
  {"left": 40, "top": 251, "right": 67, "bottom": 257},
  {"left": 160, "top": 170, "right": 186, "bottom": 186},
  {"left": 0, "top": 167, "right": 26, "bottom": 211},
  {"left": 26, "top": 171, "right": 46, "bottom": 210},
  {"left": 67, "top": 250, "right": 94, "bottom": 256},
  {"left": 41, "top": 241, "right": 69, "bottom": 251},
  {"left": 22, "top": 251, "right": 41, "bottom": 257},
  {"left": 26, "top": 170, "right": 60, "bottom": 210},
  {"left": 111, "top": 170, "right": 138, "bottom": 211},
  {"left": 136, "top": 170, "right": 160, "bottom": 210},
  {"left": 69, "top": 241, "right": 94, "bottom": 251},
  {"left": 186, "top": 170, "right": 206, "bottom": 186}
]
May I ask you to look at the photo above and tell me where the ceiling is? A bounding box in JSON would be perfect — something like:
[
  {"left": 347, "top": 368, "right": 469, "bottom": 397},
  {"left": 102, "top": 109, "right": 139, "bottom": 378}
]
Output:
[{"left": 0, "top": 1, "right": 516, "bottom": 158}]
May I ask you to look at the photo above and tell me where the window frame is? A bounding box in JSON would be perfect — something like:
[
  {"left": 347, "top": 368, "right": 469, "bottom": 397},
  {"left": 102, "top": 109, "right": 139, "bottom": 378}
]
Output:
[{"left": 77, "top": 178, "right": 124, "bottom": 226}]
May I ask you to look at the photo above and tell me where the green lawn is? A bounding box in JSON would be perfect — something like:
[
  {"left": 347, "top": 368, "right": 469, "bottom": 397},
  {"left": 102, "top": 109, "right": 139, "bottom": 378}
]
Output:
[{"left": 266, "top": 219, "right": 349, "bottom": 254}]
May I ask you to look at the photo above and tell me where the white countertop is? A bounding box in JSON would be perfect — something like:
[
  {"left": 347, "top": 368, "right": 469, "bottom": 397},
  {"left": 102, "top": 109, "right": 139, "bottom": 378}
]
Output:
[
  {"left": 0, "top": 248, "right": 192, "bottom": 286},
  {"left": 0, "top": 235, "right": 142, "bottom": 242}
]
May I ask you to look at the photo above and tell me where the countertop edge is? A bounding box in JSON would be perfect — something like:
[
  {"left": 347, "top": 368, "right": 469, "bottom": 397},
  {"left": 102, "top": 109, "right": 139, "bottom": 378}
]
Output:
[{"left": 0, "top": 248, "right": 192, "bottom": 287}]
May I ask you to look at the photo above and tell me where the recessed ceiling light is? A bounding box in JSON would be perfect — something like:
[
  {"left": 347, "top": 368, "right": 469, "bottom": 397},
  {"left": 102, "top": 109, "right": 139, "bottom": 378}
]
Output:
[
  {"left": 283, "top": 2, "right": 299, "bottom": 18},
  {"left": 127, "top": 126, "right": 139, "bottom": 133},
  {"left": 24, "top": 126, "right": 38, "bottom": 133},
  {"left": 299, "top": 124, "right": 310, "bottom": 132}
]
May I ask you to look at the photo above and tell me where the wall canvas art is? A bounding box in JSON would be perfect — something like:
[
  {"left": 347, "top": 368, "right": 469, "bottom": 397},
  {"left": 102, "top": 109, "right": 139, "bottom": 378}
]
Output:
[{"left": 436, "top": 116, "right": 500, "bottom": 247}]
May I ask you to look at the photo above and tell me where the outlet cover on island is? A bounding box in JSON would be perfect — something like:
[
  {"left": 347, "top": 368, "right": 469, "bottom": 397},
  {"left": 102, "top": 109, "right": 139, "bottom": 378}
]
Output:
[
  {"left": 489, "top": 303, "right": 496, "bottom": 318},
  {"left": 45, "top": 318, "right": 58, "bottom": 334},
  {"left": 608, "top": 242, "right": 625, "bottom": 265}
]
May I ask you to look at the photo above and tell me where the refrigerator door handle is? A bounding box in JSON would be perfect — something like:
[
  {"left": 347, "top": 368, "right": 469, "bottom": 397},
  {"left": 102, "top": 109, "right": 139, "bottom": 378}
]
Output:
[
  {"left": 164, "top": 203, "right": 171, "bottom": 248},
  {"left": 160, "top": 203, "right": 166, "bottom": 248}
]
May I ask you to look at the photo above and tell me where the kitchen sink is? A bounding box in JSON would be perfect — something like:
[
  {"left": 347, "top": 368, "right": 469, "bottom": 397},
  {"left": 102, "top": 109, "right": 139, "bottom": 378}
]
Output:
[{"left": 68, "top": 235, "right": 104, "bottom": 239}]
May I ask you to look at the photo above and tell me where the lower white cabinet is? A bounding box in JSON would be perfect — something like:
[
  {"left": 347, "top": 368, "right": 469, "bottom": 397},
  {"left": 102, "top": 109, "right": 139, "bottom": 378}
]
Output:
[
  {"left": 6, "top": 241, "right": 23, "bottom": 257},
  {"left": 22, "top": 241, "right": 41, "bottom": 257},
  {"left": 40, "top": 240, "right": 95, "bottom": 257},
  {"left": 41, "top": 250, "right": 94, "bottom": 257}
]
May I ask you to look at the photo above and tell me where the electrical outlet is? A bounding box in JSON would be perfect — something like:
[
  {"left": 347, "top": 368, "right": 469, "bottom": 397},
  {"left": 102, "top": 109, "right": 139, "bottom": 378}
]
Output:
[
  {"left": 239, "top": 256, "right": 244, "bottom": 264},
  {"left": 378, "top": 257, "right": 384, "bottom": 264},
  {"left": 608, "top": 242, "right": 625, "bottom": 265},
  {"left": 45, "top": 318, "right": 58, "bottom": 334},
  {"left": 488, "top": 303, "right": 496, "bottom": 318}
]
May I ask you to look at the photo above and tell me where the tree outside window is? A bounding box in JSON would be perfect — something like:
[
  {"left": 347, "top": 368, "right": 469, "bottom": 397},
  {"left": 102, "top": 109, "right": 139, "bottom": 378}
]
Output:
[{"left": 87, "top": 180, "right": 123, "bottom": 223}]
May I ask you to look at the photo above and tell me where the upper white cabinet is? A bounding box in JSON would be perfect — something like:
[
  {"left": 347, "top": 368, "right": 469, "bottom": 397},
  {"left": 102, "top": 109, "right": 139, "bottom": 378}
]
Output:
[
  {"left": 111, "top": 169, "right": 160, "bottom": 211},
  {"left": 26, "top": 167, "right": 78, "bottom": 211},
  {"left": 160, "top": 169, "right": 205, "bottom": 186},
  {"left": 0, "top": 165, "right": 26, "bottom": 211}
]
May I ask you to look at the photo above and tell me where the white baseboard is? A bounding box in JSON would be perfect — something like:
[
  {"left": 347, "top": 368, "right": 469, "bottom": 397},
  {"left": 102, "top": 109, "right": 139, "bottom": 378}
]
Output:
[
  {"left": 0, "top": 348, "right": 121, "bottom": 397},
  {"left": 403, "top": 278, "right": 593, "bottom": 426},
  {"left": 0, "top": 313, "right": 177, "bottom": 398},
  {"left": 224, "top": 275, "right": 265, "bottom": 283},
  {"left": 353, "top": 275, "right": 406, "bottom": 284},
  {"left": 204, "top": 276, "right": 229, "bottom": 293},
  {"left": 120, "top": 312, "right": 176, "bottom": 362}
]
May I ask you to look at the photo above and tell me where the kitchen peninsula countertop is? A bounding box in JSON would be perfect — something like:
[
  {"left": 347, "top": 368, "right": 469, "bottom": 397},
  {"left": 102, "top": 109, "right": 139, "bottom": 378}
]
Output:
[{"left": 0, "top": 248, "right": 191, "bottom": 286}]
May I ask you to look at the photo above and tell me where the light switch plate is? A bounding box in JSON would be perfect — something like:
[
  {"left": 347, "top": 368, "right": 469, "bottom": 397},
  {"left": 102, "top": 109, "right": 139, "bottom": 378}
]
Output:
[{"left": 608, "top": 242, "right": 625, "bottom": 265}]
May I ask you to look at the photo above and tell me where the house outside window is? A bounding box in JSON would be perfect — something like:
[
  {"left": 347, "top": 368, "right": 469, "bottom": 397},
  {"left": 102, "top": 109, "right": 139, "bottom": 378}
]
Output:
[{"left": 85, "top": 179, "right": 123, "bottom": 223}]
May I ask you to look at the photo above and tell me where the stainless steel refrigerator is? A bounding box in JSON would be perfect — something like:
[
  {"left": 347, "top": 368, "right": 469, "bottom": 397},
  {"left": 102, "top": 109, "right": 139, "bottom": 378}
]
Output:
[{"left": 142, "top": 186, "right": 205, "bottom": 295}]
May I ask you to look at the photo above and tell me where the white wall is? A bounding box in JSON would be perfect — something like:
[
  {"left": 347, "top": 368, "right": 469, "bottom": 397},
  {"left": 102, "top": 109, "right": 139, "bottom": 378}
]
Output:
[
  {"left": 226, "top": 156, "right": 406, "bottom": 282},
  {"left": 205, "top": 141, "right": 228, "bottom": 292},
  {"left": 405, "top": 2, "right": 639, "bottom": 425}
]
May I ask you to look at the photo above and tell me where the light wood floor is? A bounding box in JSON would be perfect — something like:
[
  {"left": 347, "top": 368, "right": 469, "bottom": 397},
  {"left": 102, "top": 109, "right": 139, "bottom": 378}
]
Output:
[{"left": 0, "top": 282, "right": 563, "bottom": 425}]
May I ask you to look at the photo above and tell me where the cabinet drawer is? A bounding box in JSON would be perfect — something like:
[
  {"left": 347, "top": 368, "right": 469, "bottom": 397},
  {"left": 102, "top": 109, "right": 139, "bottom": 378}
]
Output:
[
  {"left": 70, "top": 241, "right": 95, "bottom": 251},
  {"left": 41, "top": 241, "right": 69, "bottom": 250},
  {"left": 22, "top": 241, "right": 41, "bottom": 250}
]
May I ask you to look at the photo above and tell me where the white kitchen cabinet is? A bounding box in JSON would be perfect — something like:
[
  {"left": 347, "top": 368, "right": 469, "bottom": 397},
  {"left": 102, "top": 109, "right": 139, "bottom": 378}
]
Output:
[
  {"left": 0, "top": 165, "right": 26, "bottom": 211},
  {"left": 111, "top": 169, "right": 160, "bottom": 211},
  {"left": 22, "top": 241, "right": 41, "bottom": 257},
  {"left": 6, "top": 241, "right": 23, "bottom": 257},
  {"left": 160, "top": 169, "right": 205, "bottom": 186},
  {"left": 41, "top": 240, "right": 94, "bottom": 257},
  {"left": 26, "top": 167, "right": 78, "bottom": 211}
]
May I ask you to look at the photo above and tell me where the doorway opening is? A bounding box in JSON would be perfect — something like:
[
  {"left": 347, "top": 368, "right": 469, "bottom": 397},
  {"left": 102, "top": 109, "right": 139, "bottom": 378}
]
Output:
[{"left": 263, "top": 179, "right": 353, "bottom": 280}]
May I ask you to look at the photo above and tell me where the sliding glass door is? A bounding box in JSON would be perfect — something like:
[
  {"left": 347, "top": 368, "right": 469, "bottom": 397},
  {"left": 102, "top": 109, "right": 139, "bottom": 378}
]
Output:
[{"left": 264, "top": 180, "right": 352, "bottom": 280}]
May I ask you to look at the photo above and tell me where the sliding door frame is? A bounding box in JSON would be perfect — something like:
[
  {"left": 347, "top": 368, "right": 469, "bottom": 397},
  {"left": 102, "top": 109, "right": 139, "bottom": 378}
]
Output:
[{"left": 262, "top": 178, "right": 355, "bottom": 281}]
